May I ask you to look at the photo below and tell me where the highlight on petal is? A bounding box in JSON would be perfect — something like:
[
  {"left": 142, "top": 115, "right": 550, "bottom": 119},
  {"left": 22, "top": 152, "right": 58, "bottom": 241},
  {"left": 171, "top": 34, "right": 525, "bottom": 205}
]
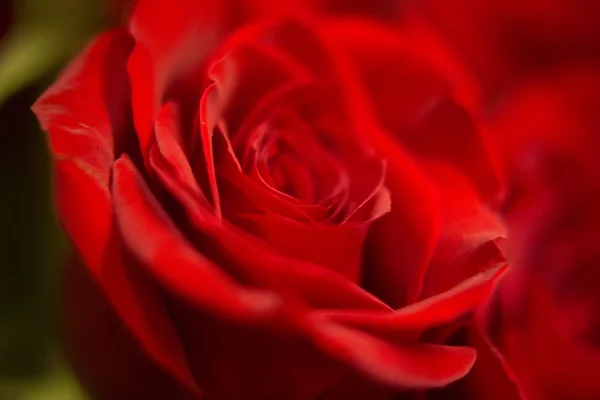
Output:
[
  {"left": 307, "top": 316, "right": 476, "bottom": 389},
  {"left": 320, "top": 264, "right": 508, "bottom": 335}
]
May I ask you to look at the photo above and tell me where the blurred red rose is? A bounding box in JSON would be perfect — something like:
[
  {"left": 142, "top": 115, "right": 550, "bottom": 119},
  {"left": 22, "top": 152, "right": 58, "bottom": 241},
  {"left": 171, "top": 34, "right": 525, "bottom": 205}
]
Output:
[
  {"left": 402, "top": 0, "right": 600, "bottom": 107},
  {"left": 34, "top": 1, "right": 509, "bottom": 399},
  {"left": 401, "top": 0, "right": 600, "bottom": 398},
  {"left": 483, "top": 66, "right": 600, "bottom": 400}
]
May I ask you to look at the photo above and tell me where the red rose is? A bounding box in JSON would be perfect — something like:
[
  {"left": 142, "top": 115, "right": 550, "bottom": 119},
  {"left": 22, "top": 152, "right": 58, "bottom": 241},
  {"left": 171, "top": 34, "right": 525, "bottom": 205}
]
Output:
[
  {"left": 401, "top": 0, "right": 600, "bottom": 107},
  {"left": 483, "top": 66, "right": 600, "bottom": 400},
  {"left": 34, "top": 1, "right": 508, "bottom": 399}
]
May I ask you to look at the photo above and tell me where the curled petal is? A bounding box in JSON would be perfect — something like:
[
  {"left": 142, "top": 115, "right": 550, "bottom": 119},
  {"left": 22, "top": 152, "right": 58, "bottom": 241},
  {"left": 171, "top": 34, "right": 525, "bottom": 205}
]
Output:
[
  {"left": 112, "top": 155, "right": 282, "bottom": 320},
  {"left": 33, "top": 31, "right": 199, "bottom": 394},
  {"left": 127, "top": 0, "right": 228, "bottom": 158},
  {"left": 307, "top": 317, "right": 476, "bottom": 389},
  {"left": 320, "top": 264, "right": 508, "bottom": 336}
]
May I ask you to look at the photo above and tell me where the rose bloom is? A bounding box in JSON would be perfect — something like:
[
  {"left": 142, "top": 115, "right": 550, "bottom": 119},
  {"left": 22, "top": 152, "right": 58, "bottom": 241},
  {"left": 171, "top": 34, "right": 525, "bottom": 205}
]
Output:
[
  {"left": 33, "top": 1, "right": 515, "bottom": 399},
  {"left": 482, "top": 67, "right": 600, "bottom": 400}
]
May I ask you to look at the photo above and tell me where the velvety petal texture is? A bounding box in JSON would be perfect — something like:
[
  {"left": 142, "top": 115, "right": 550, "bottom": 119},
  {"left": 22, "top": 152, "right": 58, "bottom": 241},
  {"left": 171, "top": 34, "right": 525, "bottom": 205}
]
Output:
[
  {"left": 33, "top": 30, "right": 201, "bottom": 395},
  {"left": 34, "top": 1, "right": 513, "bottom": 399}
]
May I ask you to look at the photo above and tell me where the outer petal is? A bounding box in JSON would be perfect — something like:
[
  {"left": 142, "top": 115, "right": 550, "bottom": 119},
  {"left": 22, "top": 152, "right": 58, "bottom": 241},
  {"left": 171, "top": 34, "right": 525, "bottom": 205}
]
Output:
[
  {"left": 420, "top": 319, "right": 523, "bottom": 400},
  {"left": 163, "top": 294, "right": 347, "bottom": 400},
  {"left": 112, "top": 156, "right": 283, "bottom": 319},
  {"left": 62, "top": 256, "right": 199, "bottom": 400},
  {"left": 33, "top": 30, "right": 133, "bottom": 183},
  {"left": 319, "top": 264, "right": 507, "bottom": 336},
  {"left": 307, "top": 317, "right": 476, "bottom": 389},
  {"left": 32, "top": 31, "right": 200, "bottom": 394}
]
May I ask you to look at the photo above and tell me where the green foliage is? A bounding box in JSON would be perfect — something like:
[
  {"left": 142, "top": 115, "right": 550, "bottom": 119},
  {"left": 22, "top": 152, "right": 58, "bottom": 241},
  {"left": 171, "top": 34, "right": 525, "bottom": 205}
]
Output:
[
  {"left": 0, "top": 0, "right": 114, "bottom": 398},
  {"left": 0, "top": 0, "right": 108, "bottom": 106}
]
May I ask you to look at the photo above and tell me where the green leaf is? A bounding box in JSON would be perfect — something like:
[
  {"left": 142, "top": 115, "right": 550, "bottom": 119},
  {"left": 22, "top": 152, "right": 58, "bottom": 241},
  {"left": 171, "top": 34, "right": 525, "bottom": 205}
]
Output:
[
  {"left": 0, "top": 0, "right": 108, "bottom": 106},
  {"left": 0, "top": 361, "right": 88, "bottom": 400}
]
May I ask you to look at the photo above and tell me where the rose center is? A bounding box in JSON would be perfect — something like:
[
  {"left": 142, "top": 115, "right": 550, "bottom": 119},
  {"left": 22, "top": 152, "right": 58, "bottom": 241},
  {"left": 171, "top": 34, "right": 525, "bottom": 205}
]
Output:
[{"left": 240, "top": 107, "right": 348, "bottom": 208}]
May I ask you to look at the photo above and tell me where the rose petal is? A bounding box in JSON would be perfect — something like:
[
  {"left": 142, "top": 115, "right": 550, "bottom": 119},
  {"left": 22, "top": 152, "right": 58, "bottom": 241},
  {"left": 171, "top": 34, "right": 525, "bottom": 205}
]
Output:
[
  {"left": 127, "top": 0, "right": 228, "bottom": 158},
  {"left": 403, "top": 0, "right": 600, "bottom": 105},
  {"left": 232, "top": 213, "right": 369, "bottom": 281},
  {"left": 33, "top": 31, "right": 200, "bottom": 395},
  {"left": 163, "top": 295, "right": 346, "bottom": 400},
  {"left": 154, "top": 102, "right": 212, "bottom": 211},
  {"left": 149, "top": 123, "right": 389, "bottom": 311},
  {"left": 313, "top": 22, "right": 442, "bottom": 307},
  {"left": 112, "top": 155, "right": 282, "bottom": 320},
  {"left": 323, "top": 19, "right": 504, "bottom": 203},
  {"left": 203, "top": 41, "right": 317, "bottom": 221},
  {"left": 62, "top": 256, "right": 200, "bottom": 400},
  {"left": 33, "top": 29, "right": 133, "bottom": 183},
  {"left": 320, "top": 264, "right": 507, "bottom": 336},
  {"left": 307, "top": 317, "right": 477, "bottom": 388}
]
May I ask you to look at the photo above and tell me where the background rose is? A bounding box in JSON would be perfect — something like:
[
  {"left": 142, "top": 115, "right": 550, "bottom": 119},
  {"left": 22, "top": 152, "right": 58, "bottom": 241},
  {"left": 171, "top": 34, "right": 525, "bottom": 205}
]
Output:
[
  {"left": 34, "top": 1, "right": 509, "bottom": 399},
  {"left": 401, "top": 0, "right": 600, "bottom": 398},
  {"left": 401, "top": 0, "right": 600, "bottom": 108},
  {"left": 483, "top": 67, "right": 600, "bottom": 400}
]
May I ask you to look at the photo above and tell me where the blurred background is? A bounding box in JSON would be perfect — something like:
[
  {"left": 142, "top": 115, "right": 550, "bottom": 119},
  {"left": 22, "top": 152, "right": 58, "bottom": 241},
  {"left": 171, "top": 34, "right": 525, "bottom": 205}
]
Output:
[{"left": 0, "top": 1, "right": 123, "bottom": 398}]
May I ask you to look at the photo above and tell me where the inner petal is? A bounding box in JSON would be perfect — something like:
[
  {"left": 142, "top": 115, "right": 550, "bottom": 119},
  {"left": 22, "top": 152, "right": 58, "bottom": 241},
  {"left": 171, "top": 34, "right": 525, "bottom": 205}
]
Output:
[{"left": 242, "top": 108, "right": 352, "bottom": 214}]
